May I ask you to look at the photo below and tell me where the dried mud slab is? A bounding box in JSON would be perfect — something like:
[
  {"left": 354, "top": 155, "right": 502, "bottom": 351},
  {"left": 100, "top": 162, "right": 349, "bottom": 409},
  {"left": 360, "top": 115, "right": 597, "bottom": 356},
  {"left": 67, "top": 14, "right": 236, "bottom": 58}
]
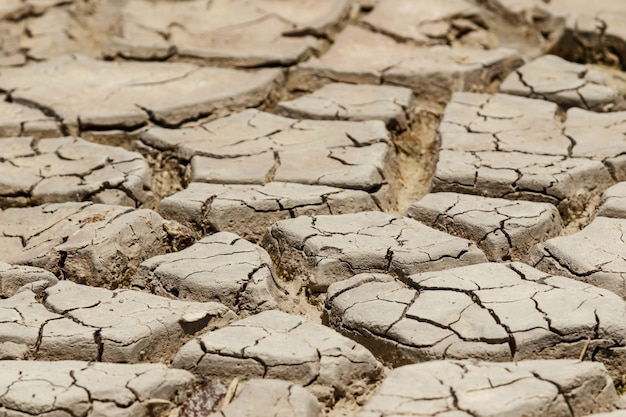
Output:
[
  {"left": 0, "top": 281, "right": 235, "bottom": 362},
  {"left": 597, "top": 182, "right": 626, "bottom": 218},
  {"left": 500, "top": 54, "right": 623, "bottom": 111},
  {"left": 565, "top": 108, "right": 626, "bottom": 181},
  {"left": 407, "top": 192, "right": 563, "bottom": 261},
  {"left": 158, "top": 182, "right": 380, "bottom": 242},
  {"left": 274, "top": 83, "right": 415, "bottom": 130},
  {"left": 441, "top": 92, "right": 626, "bottom": 175},
  {"left": 360, "top": 0, "right": 497, "bottom": 48},
  {"left": 262, "top": 211, "right": 487, "bottom": 292},
  {"left": 0, "top": 202, "right": 187, "bottom": 289},
  {"left": 0, "top": 136, "right": 152, "bottom": 208},
  {"left": 439, "top": 93, "right": 568, "bottom": 155},
  {"left": 7, "top": 8, "right": 74, "bottom": 64},
  {"left": 325, "top": 262, "right": 626, "bottom": 374},
  {"left": 0, "top": 262, "right": 57, "bottom": 298},
  {"left": 289, "top": 26, "right": 523, "bottom": 105},
  {"left": 356, "top": 360, "right": 618, "bottom": 417},
  {"left": 529, "top": 216, "right": 626, "bottom": 298},
  {"left": 0, "top": 1, "right": 129, "bottom": 67},
  {"left": 140, "top": 109, "right": 393, "bottom": 196},
  {"left": 0, "top": 1, "right": 78, "bottom": 66},
  {"left": 114, "top": 0, "right": 351, "bottom": 66},
  {"left": 173, "top": 309, "right": 384, "bottom": 406},
  {"left": 0, "top": 54, "right": 283, "bottom": 135},
  {"left": 0, "top": 100, "right": 61, "bottom": 138},
  {"left": 208, "top": 379, "right": 321, "bottom": 417},
  {"left": 0, "top": 360, "right": 195, "bottom": 417},
  {"left": 479, "top": 0, "right": 626, "bottom": 68},
  {"left": 134, "top": 232, "right": 283, "bottom": 315},
  {"left": 0, "top": 0, "right": 69, "bottom": 20},
  {"left": 436, "top": 92, "right": 626, "bottom": 215}
]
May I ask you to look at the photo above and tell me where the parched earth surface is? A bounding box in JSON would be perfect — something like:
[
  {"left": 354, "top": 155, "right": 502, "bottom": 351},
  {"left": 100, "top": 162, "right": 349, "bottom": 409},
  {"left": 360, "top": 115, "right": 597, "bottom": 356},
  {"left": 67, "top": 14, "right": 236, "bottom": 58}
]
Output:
[{"left": 4, "top": 1, "right": 626, "bottom": 417}]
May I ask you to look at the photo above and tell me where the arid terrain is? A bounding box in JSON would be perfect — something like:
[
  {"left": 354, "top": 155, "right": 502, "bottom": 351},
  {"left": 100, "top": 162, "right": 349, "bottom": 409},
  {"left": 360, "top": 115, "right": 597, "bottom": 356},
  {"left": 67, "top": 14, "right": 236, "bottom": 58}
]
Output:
[{"left": 2, "top": 1, "right": 626, "bottom": 416}]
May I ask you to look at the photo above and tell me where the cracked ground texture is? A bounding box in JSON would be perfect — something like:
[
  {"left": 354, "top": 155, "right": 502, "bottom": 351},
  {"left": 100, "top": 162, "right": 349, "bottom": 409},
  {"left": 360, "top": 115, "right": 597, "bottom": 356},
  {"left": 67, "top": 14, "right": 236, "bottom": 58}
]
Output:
[
  {"left": 529, "top": 216, "right": 626, "bottom": 298},
  {"left": 0, "top": 99, "right": 61, "bottom": 138},
  {"left": 288, "top": 25, "right": 523, "bottom": 107},
  {"left": 139, "top": 109, "right": 395, "bottom": 206},
  {"left": 0, "top": 55, "right": 283, "bottom": 134},
  {"left": 172, "top": 309, "right": 384, "bottom": 406},
  {"left": 159, "top": 182, "right": 380, "bottom": 242},
  {"left": 133, "top": 231, "right": 284, "bottom": 315},
  {"left": 407, "top": 192, "right": 563, "bottom": 262},
  {"left": 598, "top": 182, "right": 626, "bottom": 219},
  {"left": 0, "top": 202, "right": 193, "bottom": 289},
  {"left": 114, "top": 0, "right": 352, "bottom": 66},
  {"left": 325, "top": 262, "right": 626, "bottom": 376},
  {"left": 0, "top": 136, "right": 153, "bottom": 208},
  {"left": 273, "top": 83, "right": 415, "bottom": 130},
  {"left": 0, "top": 261, "right": 57, "bottom": 299},
  {"left": 356, "top": 360, "right": 618, "bottom": 417},
  {"left": 0, "top": 360, "right": 195, "bottom": 417},
  {"left": 3, "top": 1, "right": 626, "bottom": 416},
  {"left": 433, "top": 92, "right": 626, "bottom": 219},
  {"left": 262, "top": 211, "right": 487, "bottom": 293},
  {"left": 499, "top": 54, "right": 624, "bottom": 111},
  {"left": 0, "top": 280, "right": 235, "bottom": 363}
]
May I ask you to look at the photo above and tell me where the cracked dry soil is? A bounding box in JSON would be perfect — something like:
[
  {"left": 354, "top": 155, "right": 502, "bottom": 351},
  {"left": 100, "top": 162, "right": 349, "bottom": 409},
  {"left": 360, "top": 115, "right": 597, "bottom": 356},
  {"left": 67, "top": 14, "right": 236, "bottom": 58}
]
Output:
[{"left": 3, "top": 1, "right": 626, "bottom": 417}]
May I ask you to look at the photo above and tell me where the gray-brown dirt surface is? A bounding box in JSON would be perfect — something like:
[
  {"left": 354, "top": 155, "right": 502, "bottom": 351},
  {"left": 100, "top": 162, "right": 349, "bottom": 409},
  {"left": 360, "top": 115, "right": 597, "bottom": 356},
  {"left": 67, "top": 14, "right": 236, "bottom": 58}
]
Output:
[{"left": 2, "top": 1, "right": 626, "bottom": 417}]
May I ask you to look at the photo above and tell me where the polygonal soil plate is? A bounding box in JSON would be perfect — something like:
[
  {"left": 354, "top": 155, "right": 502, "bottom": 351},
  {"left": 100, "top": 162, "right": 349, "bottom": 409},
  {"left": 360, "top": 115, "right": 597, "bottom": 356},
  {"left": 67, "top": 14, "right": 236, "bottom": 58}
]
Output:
[
  {"left": 0, "top": 100, "right": 60, "bottom": 138},
  {"left": 0, "top": 360, "right": 195, "bottom": 417},
  {"left": 134, "top": 232, "right": 283, "bottom": 315},
  {"left": 140, "top": 109, "right": 393, "bottom": 193},
  {"left": 0, "top": 202, "right": 185, "bottom": 288},
  {"left": 438, "top": 93, "right": 568, "bottom": 155},
  {"left": 530, "top": 216, "right": 626, "bottom": 298},
  {"left": 440, "top": 92, "right": 626, "bottom": 176},
  {"left": 360, "top": 0, "right": 496, "bottom": 48},
  {"left": 0, "top": 281, "right": 235, "bottom": 362},
  {"left": 356, "top": 360, "right": 617, "bottom": 417},
  {"left": 262, "top": 211, "right": 487, "bottom": 292},
  {"left": 0, "top": 1, "right": 69, "bottom": 21},
  {"left": 0, "top": 54, "right": 283, "bottom": 134},
  {"left": 274, "top": 83, "right": 415, "bottom": 130},
  {"left": 597, "top": 182, "right": 626, "bottom": 218},
  {"left": 0, "top": 262, "right": 57, "bottom": 298},
  {"left": 114, "top": 0, "right": 351, "bottom": 66},
  {"left": 499, "top": 54, "right": 622, "bottom": 111},
  {"left": 173, "top": 310, "right": 384, "bottom": 405},
  {"left": 0, "top": 136, "right": 152, "bottom": 208},
  {"left": 325, "top": 262, "right": 626, "bottom": 375},
  {"left": 435, "top": 92, "right": 626, "bottom": 216},
  {"left": 0, "top": 1, "right": 80, "bottom": 66},
  {"left": 158, "top": 182, "right": 380, "bottom": 242},
  {"left": 564, "top": 108, "right": 626, "bottom": 181},
  {"left": 289, "top": 26, "right": 522, "bottom": 105},
  {"left": 407, "top": 192, "right": 562, "bottom": 261}
]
